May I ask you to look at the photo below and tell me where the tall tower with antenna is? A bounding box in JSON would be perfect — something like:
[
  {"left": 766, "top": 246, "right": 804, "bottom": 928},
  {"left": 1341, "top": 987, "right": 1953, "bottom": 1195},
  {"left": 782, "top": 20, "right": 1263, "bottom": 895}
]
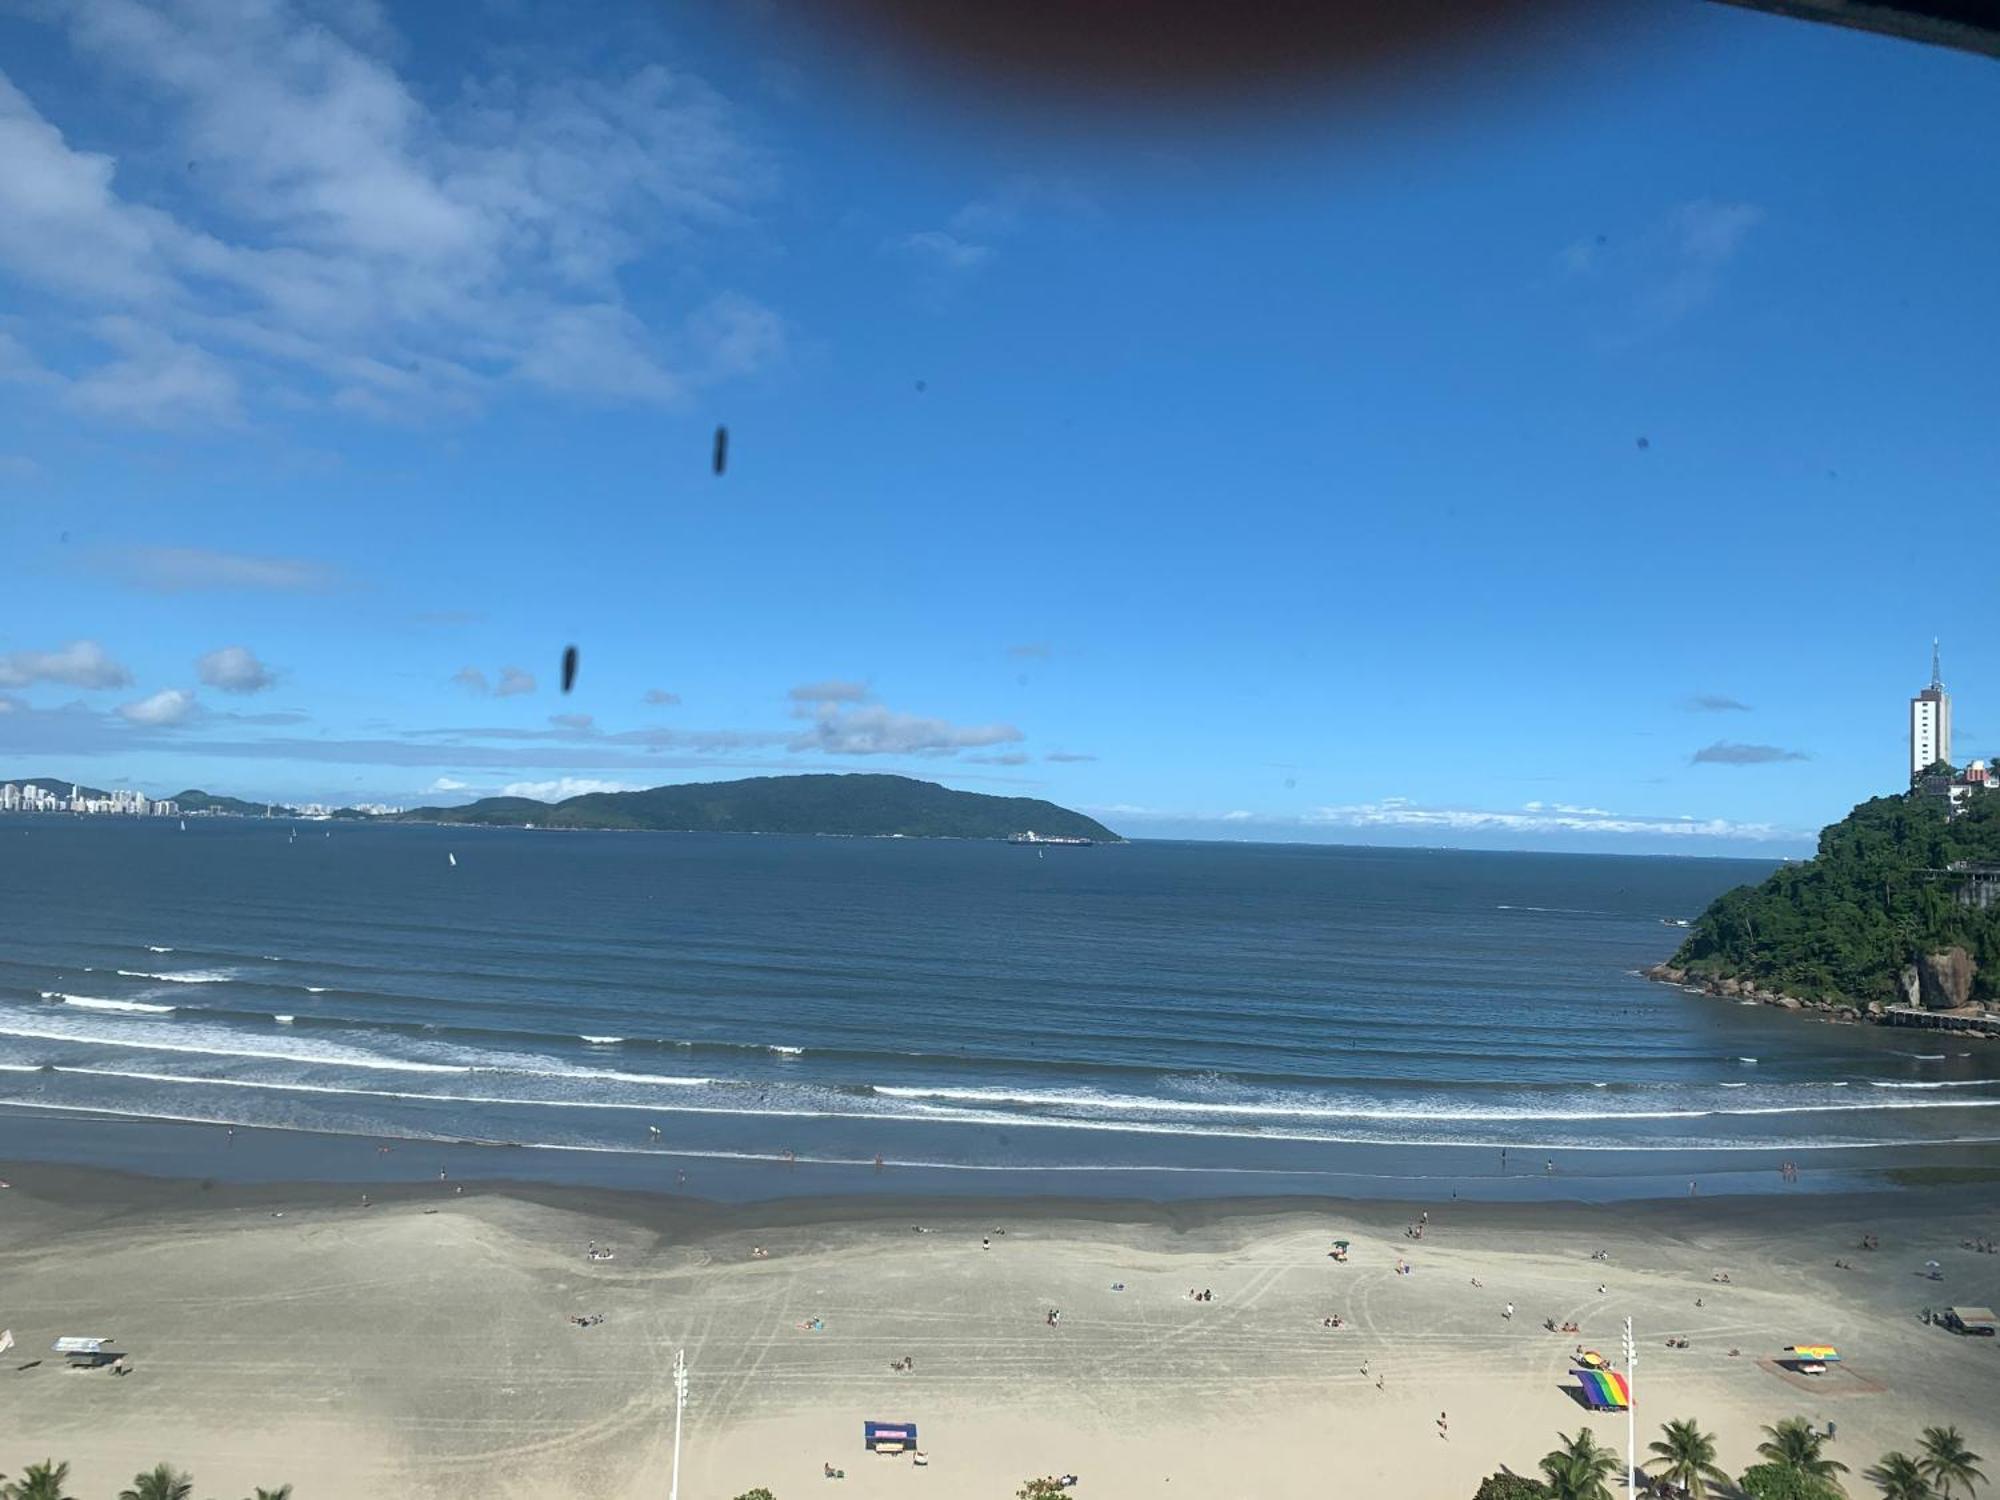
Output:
[{"left": 1911, "top": 638, "right": 1952, "bottom": 780}]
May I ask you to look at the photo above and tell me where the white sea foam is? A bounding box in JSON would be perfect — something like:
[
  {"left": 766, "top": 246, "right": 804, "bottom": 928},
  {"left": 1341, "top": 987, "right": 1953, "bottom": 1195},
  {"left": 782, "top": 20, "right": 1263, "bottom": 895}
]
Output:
[
  {"left": 50, "top": 995, "right": 176, "bottom": 1015},
  {"left": 116, "top": 969, "right": 235, "bottom": 984},
  {"left": 769, "top": 1045, "right": 805, "bottom": 1057},
  {"left": 304, "top": 987, "right": 329, "bottom": 994},
  {"left": 146, "top": 945, "right": 174, "bottom": 953},
  {"left": 274, "top": 1015, "right": 295, "bottom": 1025},
  {"left": 580, "top": 1035, "right": 624, "bottom": 1045}
]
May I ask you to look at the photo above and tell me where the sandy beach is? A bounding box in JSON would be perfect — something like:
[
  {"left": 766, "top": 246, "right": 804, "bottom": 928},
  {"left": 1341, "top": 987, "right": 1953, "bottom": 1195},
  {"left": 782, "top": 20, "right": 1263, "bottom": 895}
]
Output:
[{"left": 1, "top": 1163, "right": 1995, "bottom": 1499}]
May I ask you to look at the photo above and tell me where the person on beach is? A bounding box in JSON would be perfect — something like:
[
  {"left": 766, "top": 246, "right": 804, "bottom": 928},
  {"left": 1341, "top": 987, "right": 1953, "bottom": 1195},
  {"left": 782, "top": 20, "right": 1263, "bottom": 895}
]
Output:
[{"left": 1503, "top": 1302, "right": 1513, "bottom": 1320}]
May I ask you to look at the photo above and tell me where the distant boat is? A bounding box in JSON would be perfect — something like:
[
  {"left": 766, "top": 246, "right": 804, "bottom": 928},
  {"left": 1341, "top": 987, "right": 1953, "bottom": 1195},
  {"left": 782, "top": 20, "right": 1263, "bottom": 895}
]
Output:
[
  {"left": 178, "top": 819, "right": 185, "bottom": 832},
  {"left": 448, "top": 852, "right": 457, "bottom": 868}
]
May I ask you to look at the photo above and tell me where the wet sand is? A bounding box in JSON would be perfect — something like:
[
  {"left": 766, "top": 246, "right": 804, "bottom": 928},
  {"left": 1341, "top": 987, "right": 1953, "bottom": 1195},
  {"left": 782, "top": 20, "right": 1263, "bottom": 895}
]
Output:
[{"left": 0, "top": 1162, "right": 1995, "bottom": 1498}]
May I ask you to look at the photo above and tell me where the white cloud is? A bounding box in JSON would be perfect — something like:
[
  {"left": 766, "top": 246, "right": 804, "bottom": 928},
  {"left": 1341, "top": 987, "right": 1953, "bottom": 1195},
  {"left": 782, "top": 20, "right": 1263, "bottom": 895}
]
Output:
[
  {"left": 66, "top": 316, "right": 243, "bottom": 427},
  {"left": 0, "top": 2, "right": 780, "bottom": 426},
  {"left": 117, "top": 687, "right": 198, "bottom": 726},
  {"left": 0, "top": 639, "right": 133, "bottom": 689},
  {"left": 501, "top": 777, "right": 640, "bottom": 801},
  {"left": 197, "top": 644, "right": 277, "bottom": 693},
  {"left": 548, "top": 712, "right": 594, "bottom": 731},
  {"left": 643, "top": 688, "right": 681, "bottom": 705},
  {"left": 790, "top": 703, "right": 1023, "bottom": 757},
  {"left": 451, "top": 666, "right": 490, "bottom": 694},
  {"left": 427, "top": 776, "right": 469, "bottom": 792},
  {"left": 105, "top": 546, "right": 337, "bottom": 593},
  {"left": 495, "top": 666, "right": 536, "bottom": 697}
]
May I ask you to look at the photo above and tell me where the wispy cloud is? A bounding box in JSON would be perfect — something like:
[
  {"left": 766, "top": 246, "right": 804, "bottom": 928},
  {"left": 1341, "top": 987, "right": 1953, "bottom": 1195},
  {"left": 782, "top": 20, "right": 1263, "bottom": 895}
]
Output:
[
  {"left": 790, "top": 704, "right": 1024, "bottom": 757},
  {"left": 1045, "top": 750, "right": 1096, "bottom": 763},
  {"left": 1007, "top": 642, "right": 1052, "bottom": 660},
  {"left": 495, "top": 667, "right": 536, "bottom": 698},
  {"left": 1558, "top": 198, "right": 1765, "bottom": 336},
  {"left": 413, "top": 610, "right": 483, "bottom": 627},
  {"left": 643, "top": 688, "right": 682, "bottom": 706},
  {"left": 1305, "top": 796, "right": 1789, "bottom": 840},
  {"left": 788, "top": 679, "right": 869, "bottom": 704},
  {"left": 102, "top": 546, "right": 337, "bottom": 594},
  {"left": 196, "top": 645, "right": 276, "bottom": 694},
  {"left": 1686, "top": 694, "right": 1751, "bottom": 713},
  {"left": 966, "top": 751, "right": 1030, "bottom": 766},
  {"left": 0, "top": 1, "right": 780, "bottom": 426},
  {"left": 1691, "top": 741, "right": 1809, "bottom": 765},
  {"left": 888, "top": 230, "right": 993, "bottom": 273},
  {"left": 548, "top": 712, "right": 594, "bottom": 731},
  {"left": 0, "top": 639, "right": 132, "bottom": 689},
  {"left": 451, "top": 667, "right": 490, "bottom": 695},
  {"left": 499, "top": 777, "right": 639, "bottom": 801}
]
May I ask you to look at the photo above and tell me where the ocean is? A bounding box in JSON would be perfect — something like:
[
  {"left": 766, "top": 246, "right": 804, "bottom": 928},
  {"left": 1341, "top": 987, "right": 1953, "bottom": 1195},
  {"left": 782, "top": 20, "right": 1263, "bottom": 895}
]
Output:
[{"left": 2, "top": 817, "right": 1997, "bottom": 1201}]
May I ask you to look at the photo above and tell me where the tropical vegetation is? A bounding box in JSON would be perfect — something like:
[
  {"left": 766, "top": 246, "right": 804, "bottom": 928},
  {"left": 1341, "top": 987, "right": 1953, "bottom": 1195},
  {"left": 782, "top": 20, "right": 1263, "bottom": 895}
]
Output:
[
  {"left": 1647, "top": 1417, "right": 1729, "bottom": 1498},
  {"left": 1473, "top": 1475, "right": 1552, "bottom": 1499},
  {"left": 1539, "top": 1429, "right": 1618, "bottom": 1500},
  {"left": 1919, "top": 1427, "right": 1987, "bottom": 1499},
  {"left": 1671, "top": 789, "right": 2000, "bottom": 1005},
  {"left": 0, "top": 1464, "right": 296, "bottom": 1500},
  {"left": 1739, "top": 1466, "right": 1845, "bottom": 1500},
  {"left": 1863, "top": 1451, "right": 1936, "bottom": 1499},
  {"left": 118, "top": 1467, "right": 192, "bottom": 1500}
]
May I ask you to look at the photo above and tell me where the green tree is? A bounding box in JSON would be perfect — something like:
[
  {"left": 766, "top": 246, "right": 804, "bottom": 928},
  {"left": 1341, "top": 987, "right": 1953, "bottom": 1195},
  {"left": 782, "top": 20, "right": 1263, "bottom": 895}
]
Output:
[
  {"left": 732, "top": 1491, "right": 776, "bottom": 1500},
  {"left": 1866, "top": 1453, "right": 1937, "bottom": 1500},
  {"left": 1018, "top": 1482, "right": 1068, "bottom": 1500},
  {"left": 1759, "top": 1417, "right": 1851, "bottom": 1489},
  {"left": 1740, "top": 1467, "right": 1845, "bottom": 1500},
  {"left": 118, "top": 1466, "right": 193, "bottom": 1500},
  {"left": 247, "top": 1489, "right": 293, "bottom": 1500},
  {"left": 1540, "top": 1429, "right": 1618, "bottom": 1500},
  {"left": 1474, "top": 1475, "right": 1552, "bottom": 1499},
  {"left": 2, "top": 1461, "right": 72, "bottom": 1500},
  {"left": 1920, "top": 1427, "right": 1988, "bottom": 1499},
  {"left": 1648, "top": 1417, "right": 1730, "bottom": 1497}
]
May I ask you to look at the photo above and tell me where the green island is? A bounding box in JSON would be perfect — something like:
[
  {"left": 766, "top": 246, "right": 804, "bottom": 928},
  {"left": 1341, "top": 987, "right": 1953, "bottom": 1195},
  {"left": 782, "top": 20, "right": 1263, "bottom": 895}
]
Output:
[
  {"left": 1655, "top": 775, "right": 2000, "bottom": 1019},
  {"left": 400, "top": 772, "right": 1121, "bottom": 842}
]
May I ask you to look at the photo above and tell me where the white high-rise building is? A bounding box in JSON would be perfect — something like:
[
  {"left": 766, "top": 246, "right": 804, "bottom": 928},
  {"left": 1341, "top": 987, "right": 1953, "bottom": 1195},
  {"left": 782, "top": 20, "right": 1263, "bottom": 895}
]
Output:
[{"left": 1911, "top": 638, "right": 1952, "bottom": 780}]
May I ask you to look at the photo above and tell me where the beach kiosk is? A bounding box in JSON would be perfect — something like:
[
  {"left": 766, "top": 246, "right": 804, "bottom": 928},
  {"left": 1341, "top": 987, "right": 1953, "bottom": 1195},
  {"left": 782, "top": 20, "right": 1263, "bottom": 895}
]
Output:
[
  {"left": 865, "top": 1420, "right": 918, "bottom": 1456},
  {"left": 1939, "top": 1307, "right": 1997, "bottom": 1337},
  {"left": 1782, "top": 1344, "right": 1841, "bottom": 1375},
  {"left": 1573, "top": 1368, "right": 1630, "bottom": 1411},
  {"left": 53, "top": 1336, "right": 119, "bottom": 1369}
]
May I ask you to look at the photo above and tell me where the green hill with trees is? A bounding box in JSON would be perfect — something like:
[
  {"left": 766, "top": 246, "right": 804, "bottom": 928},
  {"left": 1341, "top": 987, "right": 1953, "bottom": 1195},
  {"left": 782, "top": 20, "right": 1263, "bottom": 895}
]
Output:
[
  {"left": 401, "top": 773, "right": 1121, "bottom": 842},
  {"left": 1667, "top": 787, "right": 2000, "bottom": 1007}
]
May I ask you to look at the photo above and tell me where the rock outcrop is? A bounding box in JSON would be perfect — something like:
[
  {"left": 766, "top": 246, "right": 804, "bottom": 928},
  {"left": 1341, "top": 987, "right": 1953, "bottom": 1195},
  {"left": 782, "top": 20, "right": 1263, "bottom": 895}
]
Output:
[{"left": 1916, "top": 946, "right": 1977, "bottom": 1011}]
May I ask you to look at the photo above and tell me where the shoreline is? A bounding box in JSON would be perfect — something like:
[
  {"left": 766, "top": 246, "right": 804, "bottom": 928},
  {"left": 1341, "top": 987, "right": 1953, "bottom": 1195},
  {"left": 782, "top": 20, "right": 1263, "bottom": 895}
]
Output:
[{"left": 1646, "top": 961, "right": 2000, "bottom": 1040}]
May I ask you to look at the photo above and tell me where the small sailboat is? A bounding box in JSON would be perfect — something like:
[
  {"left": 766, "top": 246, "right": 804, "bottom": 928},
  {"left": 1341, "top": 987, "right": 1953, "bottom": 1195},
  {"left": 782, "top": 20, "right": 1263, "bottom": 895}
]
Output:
[
  {"left": 448, "top": 851, "right": 458, "bottom": 868},
  {"left": 178, "top": 819, "right": 186, "bottom": 832}
]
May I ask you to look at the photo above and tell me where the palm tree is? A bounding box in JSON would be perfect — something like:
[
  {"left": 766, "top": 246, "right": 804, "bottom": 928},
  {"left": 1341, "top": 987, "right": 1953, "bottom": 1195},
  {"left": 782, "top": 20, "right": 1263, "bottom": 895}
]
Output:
[
  {"left": 1541, "top": 1428, "right": 1619, "bottom": 1500},
  {"left": 1920, "top": 1428, "right": 1988, "bottom": 1499},
  {"left": 1648, "top": 1417, "right": 1730, "bottom": 1497},
  {"left": 1866, "top": 1453, "right": 1937, "bottom": 1500},
  {"left": 1761, "top": 1417, "right": 1851, "bottom": 1489},
  {"left": 247, "top": 1490, "right": 294, "bottom": 1500},
  {"left": 118, "top": 1466, "right": 192, "bottom": 1500},
  {"left": 3, "top": 1461, "right": 72, "bottom": 1500}
]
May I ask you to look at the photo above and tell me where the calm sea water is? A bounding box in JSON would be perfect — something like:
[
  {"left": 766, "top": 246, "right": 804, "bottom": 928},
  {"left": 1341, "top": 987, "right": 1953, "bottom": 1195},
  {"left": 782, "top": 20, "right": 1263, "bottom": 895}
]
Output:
[{"left": 2, "top": 818, "right": 1996, "bottom": 1197}]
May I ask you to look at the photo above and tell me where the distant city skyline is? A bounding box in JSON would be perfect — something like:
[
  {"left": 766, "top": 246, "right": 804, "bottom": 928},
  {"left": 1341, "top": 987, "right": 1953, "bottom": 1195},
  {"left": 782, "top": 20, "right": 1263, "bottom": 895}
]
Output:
[{"left": 2, "top": 2, "right": 1996, "bottom": 856}]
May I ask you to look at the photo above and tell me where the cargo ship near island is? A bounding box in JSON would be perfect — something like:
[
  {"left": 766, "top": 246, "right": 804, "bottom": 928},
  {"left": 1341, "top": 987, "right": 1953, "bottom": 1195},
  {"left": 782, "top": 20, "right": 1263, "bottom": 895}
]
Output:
[{"left": 1007, "top": 830, "right": 1096, "bottom": 846}]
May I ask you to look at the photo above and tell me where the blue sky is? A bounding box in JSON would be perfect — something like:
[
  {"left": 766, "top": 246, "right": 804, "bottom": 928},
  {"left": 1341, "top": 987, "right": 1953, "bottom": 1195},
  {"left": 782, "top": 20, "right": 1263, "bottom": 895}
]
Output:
[{"left": 1, "top": 0, "right": 1995, "bottom": 854}]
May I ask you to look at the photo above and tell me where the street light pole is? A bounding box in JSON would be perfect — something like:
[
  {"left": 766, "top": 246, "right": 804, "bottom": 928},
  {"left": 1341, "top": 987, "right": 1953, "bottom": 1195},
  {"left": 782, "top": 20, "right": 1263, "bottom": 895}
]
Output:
[
  {"left": 670, "top": 1346, "right": 689, "bottom": 1500},
  {"left": 1623, "top": 1316, "right": 1638, "bottom": 1495}
]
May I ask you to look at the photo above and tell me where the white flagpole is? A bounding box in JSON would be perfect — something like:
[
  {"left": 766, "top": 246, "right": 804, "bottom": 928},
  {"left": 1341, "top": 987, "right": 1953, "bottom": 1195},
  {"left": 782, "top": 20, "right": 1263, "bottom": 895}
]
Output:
[
  {"left": 670, "top": 1347, "right": 689, "bottom": 1500},
  {"left": 1623, "top": 1316, "right": 1638, "bottom": 1494}
]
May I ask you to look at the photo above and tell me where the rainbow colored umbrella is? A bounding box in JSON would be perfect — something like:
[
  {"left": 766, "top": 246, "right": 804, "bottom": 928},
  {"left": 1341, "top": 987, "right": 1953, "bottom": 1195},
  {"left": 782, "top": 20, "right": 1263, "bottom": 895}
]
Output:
[
  {"left": 1784, "top": 1345, "right": 1841, "bottom": 1362},
  {"left": 1573, "top": 1368, "right": 1631, "bottom": 1410}
]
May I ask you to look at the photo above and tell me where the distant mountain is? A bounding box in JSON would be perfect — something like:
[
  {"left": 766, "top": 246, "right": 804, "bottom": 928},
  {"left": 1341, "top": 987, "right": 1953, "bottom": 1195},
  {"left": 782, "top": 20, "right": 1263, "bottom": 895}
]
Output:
[
  {"left": 5, "top": 775, "right": 114, "bottom": 800},
  {"left": 402, "top": 773, "right": 1121, "bottom": 842},
  {"left": 172, "top": 789, "right": 281, "bottom": 816}
]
